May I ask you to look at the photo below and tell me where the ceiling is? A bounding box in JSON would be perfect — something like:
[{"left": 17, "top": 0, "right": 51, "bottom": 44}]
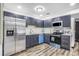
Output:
[{"left": 4, "top": 3, "right": 79, "bottom": 19}]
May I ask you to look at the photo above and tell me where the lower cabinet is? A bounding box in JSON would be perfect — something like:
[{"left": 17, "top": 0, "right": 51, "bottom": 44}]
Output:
[
  {"left": 44, "top": 34, "right": 50, "bottom": 44},
  {"left": 26, "top": 35, "right": 31, "bottom": 48},
  {"left": 26, "top": 34, "right": 51, "bottom": 49},
  {"left": 61, "top": 35, "right": 70, "bottom": 50},
  {"left": 26, "top": 35, "right": 39, "bottom": 48}
]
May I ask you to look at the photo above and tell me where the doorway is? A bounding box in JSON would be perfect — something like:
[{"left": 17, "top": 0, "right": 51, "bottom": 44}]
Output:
[
  {"left": 75, "top": 19, "right": 79, "bottom": 42},
  {"left": 75, "top": 19, "right": 79, "bottom": 55}
]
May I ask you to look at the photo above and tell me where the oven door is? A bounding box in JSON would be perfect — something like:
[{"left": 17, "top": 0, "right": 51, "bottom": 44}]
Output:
[{"left": 50, "top": 36, "right": 61, "bottom": 44}]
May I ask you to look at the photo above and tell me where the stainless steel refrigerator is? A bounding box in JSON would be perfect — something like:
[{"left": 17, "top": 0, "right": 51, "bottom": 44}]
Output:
[{"left": 4, "top": 14, "right": 26, "bottom": 56}]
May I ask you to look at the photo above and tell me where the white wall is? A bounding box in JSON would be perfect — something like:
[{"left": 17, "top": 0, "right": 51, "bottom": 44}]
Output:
[{"left": 0, "top": 3, "right": 3, "bottom": 56}]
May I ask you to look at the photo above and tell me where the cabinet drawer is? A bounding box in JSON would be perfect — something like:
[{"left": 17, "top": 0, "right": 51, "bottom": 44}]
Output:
[
  {"left": 61, "top": 42, "right": 69, "bottom": 45},
  {"left": 61, "top": 36, "right": 70, "bottom": 39},
  {"left": 61, "top": 39, "right": 69, "bottom": 43},
  {"left": 61, "top": 43, "right": 70, "bottom": 49}
]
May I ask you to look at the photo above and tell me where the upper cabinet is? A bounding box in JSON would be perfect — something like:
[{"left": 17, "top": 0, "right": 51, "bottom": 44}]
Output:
[
  {"left": 51, "top": 15, "right": 71, "bottom": 27},
  {"left": 44, "top": 20, "right": 52, "bottom": 27},
  {"left": 36, "top": 20, "right": 44, "bottom": 27},
  {"left": 26, "top": 17, "right": 35, "bottom": 25},
  {"left": 52, "top": 17, "right": 62, "bottom": 22},
  {"left": 4, "top": 11, "right": 71, "bottom": 28},
  {"left": 60, "top": 15, "right": 71, "bottom": 27},
  {"left": 26, "top": 17, "right": 44, "bottom": 27}
]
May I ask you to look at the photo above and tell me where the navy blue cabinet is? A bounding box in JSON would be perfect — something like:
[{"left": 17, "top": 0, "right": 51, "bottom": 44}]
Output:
[
  {"left": 60, "top": 15, "right": 71, "bottom": 27},
  {"left": 33, "top": 35, "right": 39, "bottom": 45},
  {"left": 26, "top": 17, "right": 36, "bottom": 25},
  {"left": 44, "top": 34, "right": 50, "bottom": 44},
  {"left": 61, "top": 35, "right": 70, "bottom": 50},
  {"left": 30, "top": 35, "right": 39, "bottom": 47},
  {"left": 26, "top": 35, "right": 39, "bottom": 48},
  {"left": 50, "top": 15, "right": 71, "bottom": 27},
  {"left": 26, "top": 35, "right": 31, "bottom": 48},
  {"left": 44, "top": 20, "right": 52, "bottom": 27},
  {"left": 26, "top": 17, "right": 44, "bottom": 27},
  {"left": 36, "top": 20, "right": 44, "bottom": 27}
]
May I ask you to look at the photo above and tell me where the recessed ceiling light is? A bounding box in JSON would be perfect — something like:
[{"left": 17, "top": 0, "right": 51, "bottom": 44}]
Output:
[
  {"left": 34, "top": 5, "right": 45, "bottom": 12},
  {"left": 70, "top": 3, "right": 76, "bottom": 6},
  {"left": 17, "top": 5, "right": 22, "bottom": 9}
]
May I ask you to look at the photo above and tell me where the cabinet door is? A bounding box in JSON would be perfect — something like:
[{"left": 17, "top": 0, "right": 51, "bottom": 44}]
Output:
[
  {"left": 33, "top": 35, "right": 39, "bottom": 45},
  {"left": 36, "top": 35, "right": 39, "bottom": 45},
  {"left": 26, "top": 17, "right": 31, "bottom": 25},
  {"left": 30, "top": 35, "right": 39, "bottom": 46},
  {"left": 60, "top": 15, "right": 71, "bottom": 27},
  {"left": 30, "top": 35, "right": 34, "bottom": 47},
  {"left": 44, "top": 34, "right": 50, "bottom": 44},
  {"left": 61, "top": 35, "right": 70, "bottom": 50},
  {"left": 26, "top": 35, "right": 39, "bottom": 48},
  {"left": 26, "top": 36, "right": 31, "bottom": 48},
  {"left": 36, "top": 20, "right": 44, "bottom": 27},
  {"left": 44, "top": 20, "right": 51, "bottom": 27}
]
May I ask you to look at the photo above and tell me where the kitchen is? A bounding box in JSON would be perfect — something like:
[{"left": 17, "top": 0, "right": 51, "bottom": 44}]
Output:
[{"left": 0, "top": 3, "right": 79, "bottom": 56}]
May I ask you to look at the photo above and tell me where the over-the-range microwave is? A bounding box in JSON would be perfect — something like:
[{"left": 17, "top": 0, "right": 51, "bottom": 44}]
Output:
[{"left": 52, "top": 21, "right": 63, "bottom": 27}]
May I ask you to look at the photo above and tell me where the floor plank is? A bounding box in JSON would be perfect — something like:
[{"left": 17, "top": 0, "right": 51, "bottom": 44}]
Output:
[{"left": 13, "top": 42, "right": 79, "bottom": 56}]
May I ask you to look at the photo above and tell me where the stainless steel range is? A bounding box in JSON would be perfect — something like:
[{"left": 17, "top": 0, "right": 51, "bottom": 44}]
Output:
[
  {"left": 50, "top": 32, "right": 63, "bottom": 48},
  {"left": 50, "top": 32, "right": 63, "bottom": 44}
]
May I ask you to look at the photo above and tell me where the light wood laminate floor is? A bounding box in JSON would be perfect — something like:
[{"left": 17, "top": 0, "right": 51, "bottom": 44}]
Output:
[{"left": 14, "top": 42, "right": 79, "bottom": 56}]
